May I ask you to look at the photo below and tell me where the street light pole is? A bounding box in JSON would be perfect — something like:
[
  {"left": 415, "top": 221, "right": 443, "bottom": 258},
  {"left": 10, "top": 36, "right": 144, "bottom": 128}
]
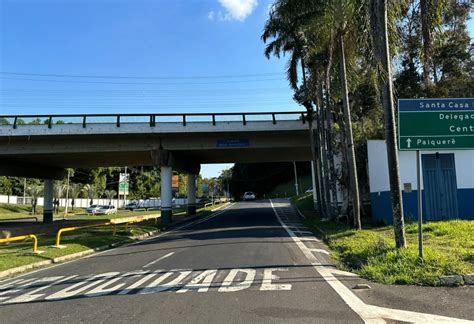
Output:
[{"left": 293, "top": 161, "right": 299, "bottom": 196}]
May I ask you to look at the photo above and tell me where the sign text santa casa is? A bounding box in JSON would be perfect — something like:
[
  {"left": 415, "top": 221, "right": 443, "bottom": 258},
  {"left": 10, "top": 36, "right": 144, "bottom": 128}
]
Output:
[{"left": 398, "top": 98, "right": 474, "bottom": 150}]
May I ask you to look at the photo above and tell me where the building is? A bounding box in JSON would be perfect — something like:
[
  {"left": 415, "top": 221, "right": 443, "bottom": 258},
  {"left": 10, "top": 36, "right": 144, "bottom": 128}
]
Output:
[{"left": 367, "top": 140, "right": 474, "bottom": 224}]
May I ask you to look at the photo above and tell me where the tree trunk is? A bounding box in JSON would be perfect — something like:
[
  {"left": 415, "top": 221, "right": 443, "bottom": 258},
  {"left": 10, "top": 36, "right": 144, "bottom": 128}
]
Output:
[
  {"left": 420, "top": 0, "right": 432, "bottom": 89},
  {"left": 318, "top": 84, "right": 332, "bottom": 218},
  {"left": 338, "top": 33, "right": 361, "bottom": 230},
  {"left": 308, "top": 119, "right": 324, "bottom": 216},
  {"left": 373, "top": 0, "right": 406, "bottom": 248},
  {"left": 324, "top": 42, "right": 339, "bottom": 218}
]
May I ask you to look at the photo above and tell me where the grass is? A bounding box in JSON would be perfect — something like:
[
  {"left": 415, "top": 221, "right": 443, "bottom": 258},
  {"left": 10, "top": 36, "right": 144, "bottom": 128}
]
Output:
[
  {"left": 0, "top": 225, "right": 139, "bottom": 271},
  {"left": 268, "top": 175, "right": 312, "bottom": 198},
  {"left": 0, "top": 203, "right": 227, "bottom": 273},
  {"left": 293, "top": 194, "right": 474, "bottom": 286}
]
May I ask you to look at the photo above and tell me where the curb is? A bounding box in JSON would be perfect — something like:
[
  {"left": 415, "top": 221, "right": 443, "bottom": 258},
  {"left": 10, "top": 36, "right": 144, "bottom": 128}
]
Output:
[{"left": 0, "top": 260, "right": 53, "bottom": 279}]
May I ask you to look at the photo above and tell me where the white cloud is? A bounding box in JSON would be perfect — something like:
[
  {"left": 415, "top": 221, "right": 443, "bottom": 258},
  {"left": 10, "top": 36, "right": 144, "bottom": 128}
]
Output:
[
  {"left": 207, "top": 11, "right": 215, "bottom": 21},
  {"left": 208, "top": 0, "right": 258, "bottom": 22}
]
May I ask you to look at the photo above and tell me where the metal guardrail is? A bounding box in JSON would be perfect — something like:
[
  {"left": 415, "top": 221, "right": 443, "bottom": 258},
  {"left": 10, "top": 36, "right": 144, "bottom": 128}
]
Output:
[
  {"left": 0, "top": 111, "right": 306, "bottom": 129},
  {"left": 54, "top": 214, "right": 162, "bottom": 247},
  {"left": 0, "top": 216, "right": 38, "bottom": 222},
  {"left": 0, "top": 234, "right": 40, "bottom": 253},
  {"left": 55, "top": 222, "right": 112, "bottom": 248}
]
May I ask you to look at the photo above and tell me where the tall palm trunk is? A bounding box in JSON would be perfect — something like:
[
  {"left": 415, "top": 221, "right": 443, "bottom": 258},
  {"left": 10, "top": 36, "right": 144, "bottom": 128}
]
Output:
[
  {"left": 301, "top": 60, "right": 324, "bottom": 216},
  {"left": 373, "top": 0, "right": 406, "bottom": 248},
  {"left": 324, "top": 37, "right": 339, "bottom": 218},
  {"left": 420, "top": 0, "right": 432, "bottom": 88},
  {"left": 318, "top": 83, "right": 332, "bottom": 218},
  {"left": 338, "top": 32, "right": 361, "bottom": 230},
  {"left": 308, "top": 118, "right": 324, "bottom": 216}
]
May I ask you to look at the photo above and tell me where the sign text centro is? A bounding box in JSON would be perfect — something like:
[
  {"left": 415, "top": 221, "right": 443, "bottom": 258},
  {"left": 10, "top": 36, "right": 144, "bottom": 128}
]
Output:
[{"left": 398, "top": 98, "right": 474, "bottom": 150}]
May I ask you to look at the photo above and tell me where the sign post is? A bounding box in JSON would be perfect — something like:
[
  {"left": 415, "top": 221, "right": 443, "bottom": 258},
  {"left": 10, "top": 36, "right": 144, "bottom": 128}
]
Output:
[{"left": 399, "top": 98, "right": 474, "bottom": 258}]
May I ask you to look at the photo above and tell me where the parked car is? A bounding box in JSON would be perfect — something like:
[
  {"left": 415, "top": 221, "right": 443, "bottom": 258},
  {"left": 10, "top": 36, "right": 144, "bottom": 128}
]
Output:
[
  {"left": 125, "top": 202, "right": 141, "bottom": 211},
  {"left": 243, "top": 191, "right": 256, "bottom": 200},
  {"left": 95, "top": 205, "right": 117, "bottom": 215},
  {"left": 85, "top": 205, "right": 101, "bottom": 214}
]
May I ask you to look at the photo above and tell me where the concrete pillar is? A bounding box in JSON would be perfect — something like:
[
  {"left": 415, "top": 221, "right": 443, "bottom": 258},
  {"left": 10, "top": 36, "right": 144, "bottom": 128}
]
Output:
[
  {"left": 311, "top": 161, "right": 318, "bottom": 210},
  {"left": 43, "top": 179, "right": 54, "bottom": 223},
  {"left": 187, "top": 173, "right": 197, "bottom": 216},
  {"left": 160, "top": 166, "right": 173, "bottom": 224}
]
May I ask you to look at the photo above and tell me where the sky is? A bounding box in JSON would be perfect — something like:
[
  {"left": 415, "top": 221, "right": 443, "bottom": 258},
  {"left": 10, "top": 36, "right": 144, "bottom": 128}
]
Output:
[{"left": 0, "top": 1, "right": 472, "bottom": 178}]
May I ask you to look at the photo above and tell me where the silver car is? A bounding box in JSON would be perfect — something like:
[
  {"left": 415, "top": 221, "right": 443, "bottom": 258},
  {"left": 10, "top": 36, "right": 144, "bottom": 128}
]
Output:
[
  {"left": 95, "top": 205, "right": 117, "bottom": 215},
  {"left": 85, "top": 204, "right": 101, "bottom": 214}
]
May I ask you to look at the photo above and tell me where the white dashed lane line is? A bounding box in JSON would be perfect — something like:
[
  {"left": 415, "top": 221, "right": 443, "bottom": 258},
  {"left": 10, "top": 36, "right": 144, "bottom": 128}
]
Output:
[{"left": 143, "top": 252, "right": 175, "bottom": 269}]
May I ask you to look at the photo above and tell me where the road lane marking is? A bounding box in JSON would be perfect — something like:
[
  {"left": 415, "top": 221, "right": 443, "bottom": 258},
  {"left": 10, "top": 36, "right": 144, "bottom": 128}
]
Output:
[
  {"left": 308, "top": 248, "right": 330, "bottom": 255},
  {"left": 218, "top": 268, "right": 256, "bottom": 292},
  {"left": 138, "top": 270, "right": 191, "bottom": 294},
  {"left": 260, "top": 268, "right": 291, "bottom": 291},
  {"left": 45, "top": 272, "right": 119, "bottom": 301},
  {"left": 269, "top": 199, "right": 472, "bottom": 324},
  {"left": 143, "top": 252, "right": 175, "bottom": 268},
  {"left": 177, "top": 269, "right": 218, "bottom": 293},
  {"left": 0, "top": 266, "right": 294, "bottom": 304},
  {"left": 3, "top": 276, "right": 76, "bottom": 304}
]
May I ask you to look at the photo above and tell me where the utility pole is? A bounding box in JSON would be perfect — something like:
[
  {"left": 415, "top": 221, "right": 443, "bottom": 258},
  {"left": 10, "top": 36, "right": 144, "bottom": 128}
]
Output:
[
  {"left": 124, "top": 166, "right": 128, "bottom": 207},
  {"left": 293, "top": 161, "right": 300, "bottom": 196},
  {"left": 23, "top": 178, "right": 26, "bottom": 204},
  {"left": 64, "top": 169, "right": 70, "bottom": 219}
]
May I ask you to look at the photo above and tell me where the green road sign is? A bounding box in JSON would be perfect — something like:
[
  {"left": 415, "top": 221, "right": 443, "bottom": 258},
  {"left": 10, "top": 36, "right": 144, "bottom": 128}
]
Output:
[
  {"left": 398, "top": 98, "right": 474, "bottom": 150},
  {"left": 119, "top": 173, "right": 129, "bottom": 195}
]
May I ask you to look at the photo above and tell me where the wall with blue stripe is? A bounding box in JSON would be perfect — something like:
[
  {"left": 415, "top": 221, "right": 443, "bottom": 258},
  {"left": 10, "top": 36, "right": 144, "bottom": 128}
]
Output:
[{"left": 370, "top": 188, "right": 474, "bottom": 224}]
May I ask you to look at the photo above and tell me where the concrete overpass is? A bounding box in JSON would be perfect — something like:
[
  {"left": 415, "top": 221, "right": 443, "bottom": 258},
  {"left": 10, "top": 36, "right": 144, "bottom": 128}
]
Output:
[{"left": 0, "top": 112, "right": 311, "bottom": 222}]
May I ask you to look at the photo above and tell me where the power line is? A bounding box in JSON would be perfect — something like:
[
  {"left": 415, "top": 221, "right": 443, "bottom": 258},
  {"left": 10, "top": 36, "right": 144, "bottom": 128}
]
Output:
[{"left": 0, "top": 71, "right": 284, "bottom": 80}]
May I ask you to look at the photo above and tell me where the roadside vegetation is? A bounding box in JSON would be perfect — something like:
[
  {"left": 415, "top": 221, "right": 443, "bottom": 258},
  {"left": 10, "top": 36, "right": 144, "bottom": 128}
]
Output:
[{"left": 293, "top": 194, "right": 474, "bottom": 286}]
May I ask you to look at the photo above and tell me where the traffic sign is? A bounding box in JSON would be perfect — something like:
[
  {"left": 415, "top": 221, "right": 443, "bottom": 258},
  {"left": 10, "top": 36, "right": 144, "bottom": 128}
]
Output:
[
  {"left": 398, "top": 98, "right": 474, "bottom": 150},
  {"left": 119, "top": 173, "right": 129, "bottom": 195}
]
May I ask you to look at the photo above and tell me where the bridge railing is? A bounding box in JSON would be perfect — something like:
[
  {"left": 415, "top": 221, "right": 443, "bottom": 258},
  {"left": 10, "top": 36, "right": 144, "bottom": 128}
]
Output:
[{"left": 0, "top": 111, "right": 306, "bottom": 129}]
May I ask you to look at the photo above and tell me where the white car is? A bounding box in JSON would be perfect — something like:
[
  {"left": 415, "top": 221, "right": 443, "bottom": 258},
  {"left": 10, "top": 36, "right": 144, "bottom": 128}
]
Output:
[
  {"left": 243, "top": 191, "right": 256, "bottom": 200},
  {"left": 89, "top": 205, "right": 117, "bottom": 215},
  {"left": 85, "top": 205, "right": 101, "bottom": 214}
]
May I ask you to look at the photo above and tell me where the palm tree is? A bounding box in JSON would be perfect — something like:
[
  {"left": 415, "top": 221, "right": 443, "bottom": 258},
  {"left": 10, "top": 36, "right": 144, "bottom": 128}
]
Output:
[
  {"left": 53, "top": 181, "right": 63, "bottom": 214},
  {"left": 26, "top": 185, "right": 42, "bottom": 215},
  {"left": 68, "top": 183, "right": 81, "bottom": 211},
  {"left": 104, "top": 189, "right": 117, "bottom": 205},
  {"left": 82, "top": 184, "right": 97, "bottom": 206},
  {"left": 262, "top": 1, "right": 327, "bottom": 216},
  {"left": 370, "top": 0, "right": 407, "bottom": 247},
  {"left": 263, "top": 0, "right": 362, "bottom": 228}
]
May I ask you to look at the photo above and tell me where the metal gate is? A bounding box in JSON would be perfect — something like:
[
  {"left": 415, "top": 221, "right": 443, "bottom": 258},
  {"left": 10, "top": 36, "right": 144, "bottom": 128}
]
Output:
[{"left": 422, "top": 153, "right": 459, "bottom": 220}]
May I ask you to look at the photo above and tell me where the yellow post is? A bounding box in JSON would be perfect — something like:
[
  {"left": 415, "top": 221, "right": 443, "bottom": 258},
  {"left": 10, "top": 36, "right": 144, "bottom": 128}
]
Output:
[{"left": 0, "top": 234, "right": 39, "bottom": 253}]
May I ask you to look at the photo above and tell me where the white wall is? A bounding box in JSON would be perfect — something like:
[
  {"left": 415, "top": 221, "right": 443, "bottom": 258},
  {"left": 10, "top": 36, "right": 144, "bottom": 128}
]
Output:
[{"left": 368, "top": 140, "right": 474, "bottom": 193}]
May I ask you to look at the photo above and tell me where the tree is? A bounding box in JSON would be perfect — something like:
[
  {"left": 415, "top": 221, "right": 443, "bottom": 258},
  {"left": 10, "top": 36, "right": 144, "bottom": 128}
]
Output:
[
  {"left": 53, "top": 181, "right": 63, "bottom": 214},
  {"left": 82, "top": 184, "right": 97, "bottom": 206},
  {"left": 371, "top": 0, "right": 407, "bottom": 247},
  {"left": 104, "top": 189, "right": 117, "bottom": 205},
  {"left": 68, "top": 184, "right": 81, "bottom": 211},
  {"left": 26, "top": 184, "right": 42, "bottom": 215}
]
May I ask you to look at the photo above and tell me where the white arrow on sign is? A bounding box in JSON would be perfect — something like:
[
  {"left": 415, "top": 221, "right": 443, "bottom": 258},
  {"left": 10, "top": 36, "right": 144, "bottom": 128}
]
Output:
[{"left": 406, "top": 138, "right": 412, "bottom": 148}]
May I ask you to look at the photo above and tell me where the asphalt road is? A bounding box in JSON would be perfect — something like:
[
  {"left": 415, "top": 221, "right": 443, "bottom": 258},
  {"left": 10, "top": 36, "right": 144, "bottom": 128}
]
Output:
[{"left": 0, "top": 200, "right": 472, "bottom": 323}]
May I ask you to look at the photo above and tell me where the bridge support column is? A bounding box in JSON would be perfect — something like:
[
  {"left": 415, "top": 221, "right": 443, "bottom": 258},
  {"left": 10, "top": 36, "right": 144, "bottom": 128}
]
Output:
[
  {"left": 43, "top": 179, "right": 54, "bottom": 223},
  {"left": 160, "top": 166, "right": 173, "bottom": 224},
  {"left": 186, "top": 173, "right": 197, "bottom": 216}
]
